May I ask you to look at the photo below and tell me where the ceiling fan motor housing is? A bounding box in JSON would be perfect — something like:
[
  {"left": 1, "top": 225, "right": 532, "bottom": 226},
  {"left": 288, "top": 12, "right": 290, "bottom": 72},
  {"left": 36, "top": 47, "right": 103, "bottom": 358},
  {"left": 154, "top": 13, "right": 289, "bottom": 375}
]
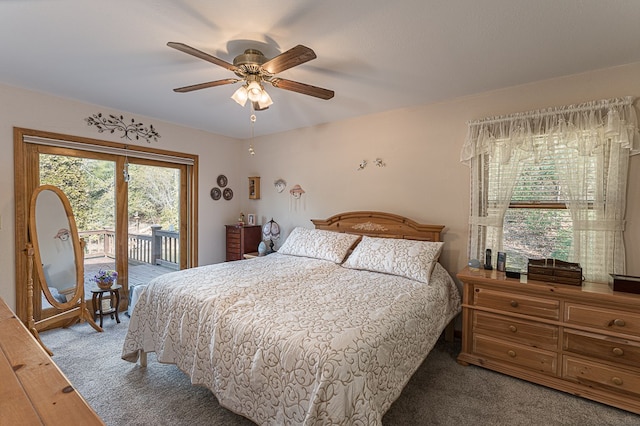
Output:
[{"left": 233, "top": 49, "right": 267, "bottom": 66}]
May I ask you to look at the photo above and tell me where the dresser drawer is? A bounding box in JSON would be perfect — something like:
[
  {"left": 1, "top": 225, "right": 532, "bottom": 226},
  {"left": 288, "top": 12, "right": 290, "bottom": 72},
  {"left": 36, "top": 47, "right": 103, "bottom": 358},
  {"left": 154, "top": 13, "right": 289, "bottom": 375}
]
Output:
[
  {"left": 473, "top": 287, "right": 560, "bottom": 320},
  {"left": 563, "top": 356, "right": 640, "bottom": 398},
  {"left": 227, "top": 226, "right": 241, "bottom": 235},
  {"left": 225, "top": 252, "right": 243, "bottom": 261},
  {"left": 565, "top": 303, "right": 640, "bottom": 337},
  {"left": 473, "top": 311, "right": 558, "bottom": 350},
  {"left": 473, "top": 334, "right": 558, "bottom": 375},
  {"left": 227, "top": 233, "right": 241, "bottom": 242},
  {"left": 227, "top": 240, "right": 242, "bottom": 249},
  {"left": 563, "top": 329, "right": 640, "bottom": 367}
]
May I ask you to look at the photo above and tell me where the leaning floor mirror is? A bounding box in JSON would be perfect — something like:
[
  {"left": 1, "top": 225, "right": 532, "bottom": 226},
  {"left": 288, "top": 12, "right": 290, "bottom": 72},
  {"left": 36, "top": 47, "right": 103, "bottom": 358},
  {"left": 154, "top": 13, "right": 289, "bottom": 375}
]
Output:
[{"left": 26, "top": 184, "right": 102, "bottom": 355}]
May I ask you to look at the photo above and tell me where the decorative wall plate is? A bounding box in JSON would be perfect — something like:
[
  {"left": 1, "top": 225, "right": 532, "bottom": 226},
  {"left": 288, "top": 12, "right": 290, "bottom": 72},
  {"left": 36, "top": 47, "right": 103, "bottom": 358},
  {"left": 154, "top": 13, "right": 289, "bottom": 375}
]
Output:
[
  {"left": 217, "top": 174, "right": 228, "bottom": 188},
  {"left": 223, "top": 188, "right": 233, "bottom": 200},
  {"left": 210, "top": 187, "right": 221, "bottom": 200},
  {"left": 274, "top": 178, "right": 287, "bottom": 193}
]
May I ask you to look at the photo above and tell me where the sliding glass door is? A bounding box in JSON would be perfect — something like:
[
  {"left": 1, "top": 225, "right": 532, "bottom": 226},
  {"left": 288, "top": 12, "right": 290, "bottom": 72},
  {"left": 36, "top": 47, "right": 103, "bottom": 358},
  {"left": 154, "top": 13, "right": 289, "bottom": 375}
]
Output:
[
  {"left": 14, "top": 128, "right": 197, "bottom": 323},
  {"left": 125, "top": 162, "right": 183, "bottom": 287}
]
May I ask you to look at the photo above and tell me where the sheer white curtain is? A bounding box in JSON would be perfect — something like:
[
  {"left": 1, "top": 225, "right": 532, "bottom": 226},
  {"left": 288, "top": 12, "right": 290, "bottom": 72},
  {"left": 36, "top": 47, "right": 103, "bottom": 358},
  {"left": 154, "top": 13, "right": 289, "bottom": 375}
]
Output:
[
  {"left": 461, "top": 97, "right": 639, "bottom": 281},
  {"left": 467, "top": 135, "right": 526, "bottom": 264}
]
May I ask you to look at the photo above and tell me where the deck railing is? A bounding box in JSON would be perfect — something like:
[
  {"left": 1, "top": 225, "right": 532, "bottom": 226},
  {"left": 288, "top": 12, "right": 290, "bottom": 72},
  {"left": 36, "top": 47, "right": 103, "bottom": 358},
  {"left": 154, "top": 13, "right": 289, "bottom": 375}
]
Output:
[{"left": 79, "top": 226, "right": 179, "bottom": 270}]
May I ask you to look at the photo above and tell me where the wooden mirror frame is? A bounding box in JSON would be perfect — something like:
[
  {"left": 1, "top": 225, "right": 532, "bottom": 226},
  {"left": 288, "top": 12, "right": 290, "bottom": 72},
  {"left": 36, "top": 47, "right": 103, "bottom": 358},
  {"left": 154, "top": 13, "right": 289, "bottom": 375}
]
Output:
[{"left": 26, "top": 185, "right": 102, "bottom": 354}]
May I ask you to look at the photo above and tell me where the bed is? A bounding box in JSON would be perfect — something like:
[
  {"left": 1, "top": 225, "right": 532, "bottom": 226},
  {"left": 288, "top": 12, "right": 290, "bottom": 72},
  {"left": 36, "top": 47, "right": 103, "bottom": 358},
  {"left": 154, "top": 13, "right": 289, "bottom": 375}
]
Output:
[{"left": 122, "top": 211, "right": 461, "bottom": 425}]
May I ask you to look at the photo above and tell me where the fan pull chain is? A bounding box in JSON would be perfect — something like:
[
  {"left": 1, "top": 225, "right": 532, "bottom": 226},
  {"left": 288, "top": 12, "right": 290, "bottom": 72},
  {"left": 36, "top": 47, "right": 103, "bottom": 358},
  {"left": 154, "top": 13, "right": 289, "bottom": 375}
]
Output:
[{"left": 248, "top": 109, "right": 256, "bottom": 156}]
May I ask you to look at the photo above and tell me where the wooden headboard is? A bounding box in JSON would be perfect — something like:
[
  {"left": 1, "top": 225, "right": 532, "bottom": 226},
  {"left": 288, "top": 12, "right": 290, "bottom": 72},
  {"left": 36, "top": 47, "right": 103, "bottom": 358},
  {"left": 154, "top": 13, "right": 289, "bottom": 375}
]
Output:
[{"left": 311, "top": 211, "right": 444, "bottom": 242}]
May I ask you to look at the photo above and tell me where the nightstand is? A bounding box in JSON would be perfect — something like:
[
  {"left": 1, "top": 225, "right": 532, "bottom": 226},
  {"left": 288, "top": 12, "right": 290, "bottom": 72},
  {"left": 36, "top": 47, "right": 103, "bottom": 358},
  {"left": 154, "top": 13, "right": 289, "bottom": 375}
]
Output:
[{"left": 225, "top": 225, "right": 262, "bottom": 261}]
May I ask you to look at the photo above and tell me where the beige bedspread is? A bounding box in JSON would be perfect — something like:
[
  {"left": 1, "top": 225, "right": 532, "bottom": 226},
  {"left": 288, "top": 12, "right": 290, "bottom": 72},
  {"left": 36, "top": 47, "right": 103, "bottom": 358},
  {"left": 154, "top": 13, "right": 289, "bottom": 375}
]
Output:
[{"left": 122, "top": 253, "right": 461, "bottom": 425}]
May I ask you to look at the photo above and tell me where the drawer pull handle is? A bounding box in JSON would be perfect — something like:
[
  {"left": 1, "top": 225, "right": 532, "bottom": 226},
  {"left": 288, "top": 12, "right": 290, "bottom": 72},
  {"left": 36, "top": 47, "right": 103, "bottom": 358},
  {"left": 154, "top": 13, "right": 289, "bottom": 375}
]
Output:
[
  {"left": 507, "top": 350, "right": 516, "bottom": 358},
  {"left": 612, "top": 377, "right": 623, "bottom": 386},
  {"left": 613, "top": 319, "right": 626, "bottom": 327},
  {"left": 510, "top": 300, "right": 519, "bottom": 308},
  {"left": 509, "top": 325, "right": 517, "bottom": 333},
  {"left": 612, "top": 347, "right": 624, "bottom": 356}
]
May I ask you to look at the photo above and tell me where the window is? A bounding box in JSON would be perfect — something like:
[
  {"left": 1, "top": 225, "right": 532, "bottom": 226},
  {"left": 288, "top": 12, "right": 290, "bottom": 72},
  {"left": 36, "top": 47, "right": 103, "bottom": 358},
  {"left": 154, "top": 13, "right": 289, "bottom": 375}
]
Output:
[
  {"left": 462, "top": 97, "right": 638, "bottom": 282},
  {"left": 494, "top": 149, "right": 595, "bottom": 271}
]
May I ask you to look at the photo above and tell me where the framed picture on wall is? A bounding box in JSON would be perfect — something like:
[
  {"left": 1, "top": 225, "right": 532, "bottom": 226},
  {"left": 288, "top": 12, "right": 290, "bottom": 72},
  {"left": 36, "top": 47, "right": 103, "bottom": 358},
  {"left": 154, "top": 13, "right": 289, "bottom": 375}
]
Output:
[
  {"left": 247, "top": 213, "right": 256, "bottom": 226},
  {"left": 249, "top": 176, "right": 261, "bottom": 199}
]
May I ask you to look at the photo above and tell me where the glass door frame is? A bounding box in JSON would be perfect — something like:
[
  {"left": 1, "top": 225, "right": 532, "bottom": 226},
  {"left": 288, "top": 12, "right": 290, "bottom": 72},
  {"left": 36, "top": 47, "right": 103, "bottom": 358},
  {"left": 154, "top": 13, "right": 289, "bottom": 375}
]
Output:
[{"left": 14, "top": 127, "right": 198, "bottom": 323}]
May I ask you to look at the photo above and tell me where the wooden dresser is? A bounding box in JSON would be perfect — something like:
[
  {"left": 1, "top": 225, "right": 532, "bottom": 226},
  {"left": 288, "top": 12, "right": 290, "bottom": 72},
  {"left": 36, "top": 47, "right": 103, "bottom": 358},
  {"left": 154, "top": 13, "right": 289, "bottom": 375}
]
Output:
[
  {"left": 225, "top": 225, "right": 262, "bottom": 261},
  {"left": 457, "top": 267, "right": 640, "bottom": 415},
  {"left": 0, "top": 297, "right": 104, "bottom": 425}
]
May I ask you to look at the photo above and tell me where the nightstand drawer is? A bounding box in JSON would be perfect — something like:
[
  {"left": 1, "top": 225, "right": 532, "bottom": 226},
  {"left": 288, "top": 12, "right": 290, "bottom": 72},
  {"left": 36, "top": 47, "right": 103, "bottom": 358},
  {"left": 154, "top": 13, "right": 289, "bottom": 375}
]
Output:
[
  {"left": 563, "top": 329, "right": 640, "bottom": 367},
  {"left": 565, "top": 303, "right": 640, "bottom": 336},
  {"left": 227, "top": 233, "right": 241, "bottom": 242},
  {"left": 473, "top": 287, "right": 559, "bottom": 320},
  {"left": 473, "top": 311, "right": 558, "bottom": 350},
  {"left": 563, "top": 356, "right": 640, "bottom": 398},
  {"left": 227, "top": 240, "right": 241, "bottom": 249},
  {"left": 227, "top": 226, "right": 241, "bottom": 235},
  {"left": 473, "top": 334, "right": 558, "bottom": 375}
]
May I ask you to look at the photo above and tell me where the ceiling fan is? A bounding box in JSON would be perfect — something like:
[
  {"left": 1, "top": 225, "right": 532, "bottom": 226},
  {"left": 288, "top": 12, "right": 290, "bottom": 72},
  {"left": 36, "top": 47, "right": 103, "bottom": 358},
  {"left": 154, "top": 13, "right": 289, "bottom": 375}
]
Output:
[{"left": 168, "top": 42, "right": 335, "bottom": 110}]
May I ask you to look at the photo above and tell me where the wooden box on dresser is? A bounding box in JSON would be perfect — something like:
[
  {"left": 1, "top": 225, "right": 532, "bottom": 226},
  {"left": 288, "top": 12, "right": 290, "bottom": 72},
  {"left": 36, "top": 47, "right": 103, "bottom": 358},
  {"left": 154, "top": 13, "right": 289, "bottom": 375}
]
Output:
[
  {"left": 225, "top": 225, "right": 262, "bottom": 261},
  {"left": 457, "top": 266, "right": 640, "bottom": 415}
]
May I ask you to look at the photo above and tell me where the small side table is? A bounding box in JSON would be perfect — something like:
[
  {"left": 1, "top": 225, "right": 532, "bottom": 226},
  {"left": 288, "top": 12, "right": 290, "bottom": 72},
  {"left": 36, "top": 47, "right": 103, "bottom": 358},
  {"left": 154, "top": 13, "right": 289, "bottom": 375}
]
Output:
[{"left": 90, "top": 284, "right": 122, "bottom": 327}]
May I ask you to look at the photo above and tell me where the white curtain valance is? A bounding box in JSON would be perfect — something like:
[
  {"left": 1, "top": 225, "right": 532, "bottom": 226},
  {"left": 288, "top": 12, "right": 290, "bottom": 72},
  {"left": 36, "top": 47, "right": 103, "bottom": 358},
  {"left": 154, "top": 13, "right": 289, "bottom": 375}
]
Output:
[{"left": 460, "top": 96, "right": 639, "bottom": 165}]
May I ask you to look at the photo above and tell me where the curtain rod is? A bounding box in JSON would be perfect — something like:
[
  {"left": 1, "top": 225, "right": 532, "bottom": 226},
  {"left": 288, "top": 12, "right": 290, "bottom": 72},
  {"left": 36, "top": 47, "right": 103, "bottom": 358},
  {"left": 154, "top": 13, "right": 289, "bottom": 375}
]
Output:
[
  {"left": 467, "top": 96, "right": 635, "bottom": 127},
  {"left": 23, "top": 135, "right": 195, "bottom": 166}
]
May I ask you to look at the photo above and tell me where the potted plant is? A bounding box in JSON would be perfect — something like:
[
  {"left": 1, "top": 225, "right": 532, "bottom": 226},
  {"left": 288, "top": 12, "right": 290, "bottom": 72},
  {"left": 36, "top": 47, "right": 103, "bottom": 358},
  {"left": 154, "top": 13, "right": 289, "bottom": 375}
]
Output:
[{"left": 93, "top": 269, "right": 118, "bottom": 289}]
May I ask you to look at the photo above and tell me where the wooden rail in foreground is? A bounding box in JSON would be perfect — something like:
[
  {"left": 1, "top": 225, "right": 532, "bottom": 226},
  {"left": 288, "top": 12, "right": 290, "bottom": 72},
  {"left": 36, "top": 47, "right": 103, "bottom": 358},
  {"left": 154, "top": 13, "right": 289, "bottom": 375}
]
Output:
[{"left": 0, "top": 297, "right": 104, "bottom": 425}]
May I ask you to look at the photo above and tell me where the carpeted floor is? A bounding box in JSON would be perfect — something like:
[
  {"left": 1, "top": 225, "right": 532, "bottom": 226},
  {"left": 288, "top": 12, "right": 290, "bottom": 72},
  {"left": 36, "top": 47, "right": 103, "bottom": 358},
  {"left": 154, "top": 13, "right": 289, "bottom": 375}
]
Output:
[{"left": 40, "top": 316, "right": 640, "bottom": 426}]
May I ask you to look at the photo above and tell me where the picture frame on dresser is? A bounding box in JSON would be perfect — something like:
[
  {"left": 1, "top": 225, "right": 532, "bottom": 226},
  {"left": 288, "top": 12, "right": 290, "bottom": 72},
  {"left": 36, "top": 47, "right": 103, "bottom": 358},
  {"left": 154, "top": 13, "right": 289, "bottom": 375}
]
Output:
[{"left": 247, "top": 213, "right": 256, "bottom": 226}]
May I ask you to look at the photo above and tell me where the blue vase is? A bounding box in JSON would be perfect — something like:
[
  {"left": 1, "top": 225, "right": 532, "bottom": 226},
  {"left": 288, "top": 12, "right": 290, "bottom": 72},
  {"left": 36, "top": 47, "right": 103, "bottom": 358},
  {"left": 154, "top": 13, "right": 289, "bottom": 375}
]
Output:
[{"left": 258, "top": 241, "right": 267, "bottom": 256}]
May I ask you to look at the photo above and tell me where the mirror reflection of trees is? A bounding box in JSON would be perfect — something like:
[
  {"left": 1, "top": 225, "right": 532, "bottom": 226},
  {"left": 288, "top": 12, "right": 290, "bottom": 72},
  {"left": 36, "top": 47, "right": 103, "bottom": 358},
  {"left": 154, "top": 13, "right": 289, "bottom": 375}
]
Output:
[{"left": 39, "top": 155, "right": 94, "bottom": 230}]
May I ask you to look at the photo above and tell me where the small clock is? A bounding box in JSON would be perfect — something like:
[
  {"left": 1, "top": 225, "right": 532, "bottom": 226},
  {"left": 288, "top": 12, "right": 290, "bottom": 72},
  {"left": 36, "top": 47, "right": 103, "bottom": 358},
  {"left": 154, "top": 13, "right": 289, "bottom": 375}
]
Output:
[
  {"left": 216, "top": 174, "right": 228, "bottom": 188},
  {"left": 210, "top": 187, "right": 221, "bottom": 200}
]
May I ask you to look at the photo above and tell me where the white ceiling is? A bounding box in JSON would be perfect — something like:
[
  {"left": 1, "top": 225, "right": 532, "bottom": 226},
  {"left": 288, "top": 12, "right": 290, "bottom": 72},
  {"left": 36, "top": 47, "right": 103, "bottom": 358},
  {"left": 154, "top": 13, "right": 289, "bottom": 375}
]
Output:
[{"left": 2, "top": 1, "right": 640, "bottom": 139}]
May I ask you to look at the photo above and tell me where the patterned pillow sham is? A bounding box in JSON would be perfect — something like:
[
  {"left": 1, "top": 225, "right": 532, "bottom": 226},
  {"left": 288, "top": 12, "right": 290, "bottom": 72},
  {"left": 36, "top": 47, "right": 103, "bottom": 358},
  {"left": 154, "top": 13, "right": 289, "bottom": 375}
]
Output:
[
  {"left": 277, "top": 227, "right": 361, "bottom": 263},
  {"left": 342, "top": 236, "right": 444, "bottom": 283}
]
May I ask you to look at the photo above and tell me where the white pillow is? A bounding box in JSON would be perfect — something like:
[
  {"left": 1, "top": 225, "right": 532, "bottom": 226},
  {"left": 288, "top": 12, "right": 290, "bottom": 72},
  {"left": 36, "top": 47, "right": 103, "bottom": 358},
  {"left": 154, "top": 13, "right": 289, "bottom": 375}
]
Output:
[
  {"left": 342, "top": 236, "right": 444, "bottom": 283},
  {"left": 277, "top": 227, "right": 361, "bottom": 263}
]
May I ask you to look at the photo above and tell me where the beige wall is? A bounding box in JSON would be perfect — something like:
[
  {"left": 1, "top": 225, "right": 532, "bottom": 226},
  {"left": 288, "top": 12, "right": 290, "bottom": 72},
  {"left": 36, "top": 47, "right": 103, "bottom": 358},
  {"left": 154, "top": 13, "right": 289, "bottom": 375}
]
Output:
[
  {"left": 2, "top": 61, "right": 639, "bottom": 311},
  {"left": 0, "top": 84, "right": 243, "bottom": 310},
  {"left": 239, "top": 62, "right": 640, "bottom": 281}
]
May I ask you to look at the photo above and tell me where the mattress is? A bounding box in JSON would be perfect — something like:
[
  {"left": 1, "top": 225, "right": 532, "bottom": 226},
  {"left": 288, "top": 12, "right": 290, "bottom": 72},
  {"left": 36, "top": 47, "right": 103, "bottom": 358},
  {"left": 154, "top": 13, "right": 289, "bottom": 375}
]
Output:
[{"left": 122, "top": 253, "right": 461, "bottom": 425}]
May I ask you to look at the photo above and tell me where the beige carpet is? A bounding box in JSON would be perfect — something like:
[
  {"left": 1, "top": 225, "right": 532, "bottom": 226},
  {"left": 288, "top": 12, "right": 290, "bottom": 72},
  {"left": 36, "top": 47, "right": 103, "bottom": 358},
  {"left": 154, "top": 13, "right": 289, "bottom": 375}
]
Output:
[{"left": 40, "top": 316, "right": 640, "bottom": 425}]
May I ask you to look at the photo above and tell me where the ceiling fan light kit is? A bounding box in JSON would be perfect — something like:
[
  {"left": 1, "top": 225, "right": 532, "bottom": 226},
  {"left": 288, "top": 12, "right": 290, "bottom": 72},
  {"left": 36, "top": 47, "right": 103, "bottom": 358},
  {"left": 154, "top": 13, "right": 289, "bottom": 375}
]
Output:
[
  {"left": 231, "top": 85, "right": 249, "bottom": 106},
  {"left": 168, "top": 42, "right": 334, "bottom": 110}
]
